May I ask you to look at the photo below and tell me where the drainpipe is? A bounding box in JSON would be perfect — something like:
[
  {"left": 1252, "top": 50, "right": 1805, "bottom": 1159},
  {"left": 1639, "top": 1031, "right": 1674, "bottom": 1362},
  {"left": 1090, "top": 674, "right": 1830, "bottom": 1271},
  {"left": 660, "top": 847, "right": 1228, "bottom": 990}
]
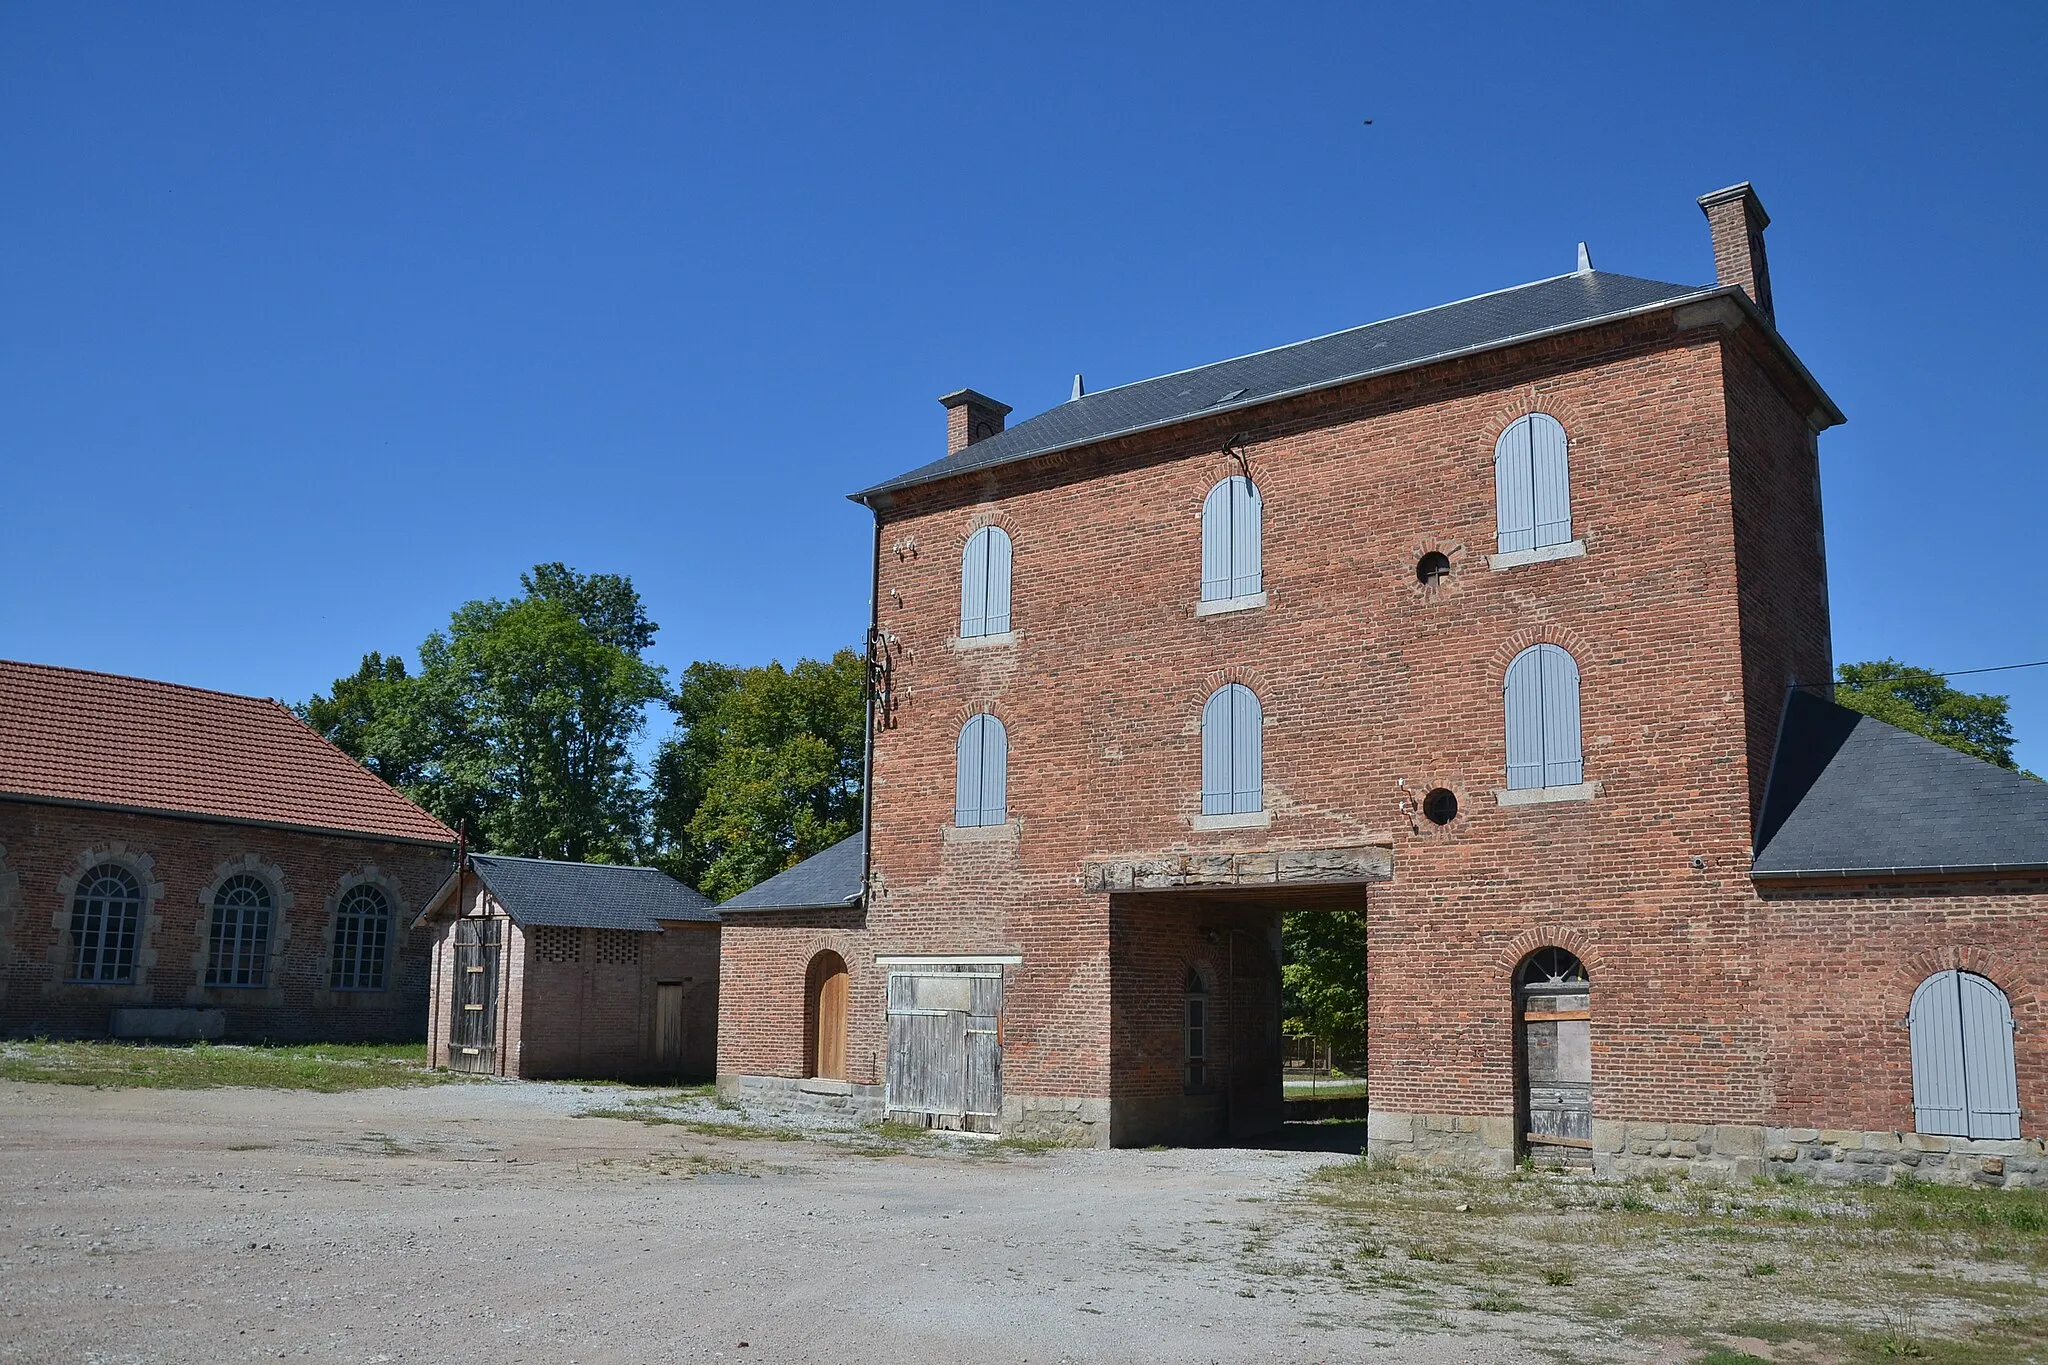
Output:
[{"left": 860, "top": 502, "right": 881, "bottom": 901}]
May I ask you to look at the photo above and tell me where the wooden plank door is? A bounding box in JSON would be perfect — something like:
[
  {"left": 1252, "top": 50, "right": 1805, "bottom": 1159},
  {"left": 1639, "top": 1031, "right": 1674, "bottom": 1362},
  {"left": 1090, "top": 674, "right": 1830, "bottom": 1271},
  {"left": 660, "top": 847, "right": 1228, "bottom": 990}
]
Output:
[
  {"left": 814, "top": 966, "right": 848, "bottom": 1081},
  {"left": 655, "top": 982, "right": 686, "bottom": 1071},
  {"left": 449, "top": 918, "right": 501, "bottom": 1074},
  {"left": 965, "top": 971, "right": 1003, "bottom": 1131},
  {"left": 886, "top": 969, "right": 1000, "bottom": 1131}
]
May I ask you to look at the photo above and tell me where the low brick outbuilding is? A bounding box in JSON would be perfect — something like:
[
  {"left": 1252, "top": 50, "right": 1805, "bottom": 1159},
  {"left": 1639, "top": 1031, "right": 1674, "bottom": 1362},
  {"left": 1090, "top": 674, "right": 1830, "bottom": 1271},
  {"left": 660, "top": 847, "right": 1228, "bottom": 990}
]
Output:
[
  {"left": 419, "top": 854, "right": 719, "bottom": 1080},
  {"left": 0, "top": 660, "right": 455, "bottom": 1042}
]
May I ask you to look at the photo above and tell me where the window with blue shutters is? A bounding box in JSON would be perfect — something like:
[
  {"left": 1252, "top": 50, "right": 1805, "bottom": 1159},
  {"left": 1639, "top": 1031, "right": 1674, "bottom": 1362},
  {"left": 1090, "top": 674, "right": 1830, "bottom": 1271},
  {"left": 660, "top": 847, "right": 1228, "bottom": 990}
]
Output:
[
  {"left": 954, "top": 712, "right": 1009, "bottom": 827},
  {"left": 1910, "top": 970, "right": 2020, "bottom": 1140},
  {"left": 1200, "top": 476, "right": 1262, "bottom": 603},
  {"left": 1503, "top": 644, "right": 1583, "bottom": 791},
  {"left": 1495, "top": 414, "right": 1572, "bottom": 554},
  {"left": 1201, "top": 684, "right": 1264, "bottom": 815},
  {"left": 959, "top": 526, "right": 1013, "bottom": 638}
]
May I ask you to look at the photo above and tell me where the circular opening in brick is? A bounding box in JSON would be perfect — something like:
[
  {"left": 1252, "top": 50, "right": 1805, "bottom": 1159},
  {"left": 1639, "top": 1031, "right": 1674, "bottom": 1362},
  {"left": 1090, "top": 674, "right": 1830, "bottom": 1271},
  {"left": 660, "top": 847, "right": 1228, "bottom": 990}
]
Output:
[
  {"left": 1421, "top": 788, "right": 1458, "bottom": 826},
  {"left": 1415, "top": 551, "right": 1451, "bottom": 586}
]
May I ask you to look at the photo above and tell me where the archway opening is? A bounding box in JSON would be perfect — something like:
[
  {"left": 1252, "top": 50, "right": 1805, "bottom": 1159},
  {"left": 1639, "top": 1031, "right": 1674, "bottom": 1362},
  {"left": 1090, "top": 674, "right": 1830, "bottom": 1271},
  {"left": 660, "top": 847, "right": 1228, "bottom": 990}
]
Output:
[
  {"left": 1516, "top": 947, "right": 1591, "bottom": 1167},
  {"left": 805, "top": 951, "right": 849, "bottom": 1081}
]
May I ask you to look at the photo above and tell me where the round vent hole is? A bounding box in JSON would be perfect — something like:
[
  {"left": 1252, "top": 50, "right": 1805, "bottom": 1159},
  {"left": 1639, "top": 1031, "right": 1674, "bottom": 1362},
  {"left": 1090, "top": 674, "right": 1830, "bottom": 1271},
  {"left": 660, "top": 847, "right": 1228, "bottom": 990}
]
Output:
[
  {"left": 1416, "top": 551, "right": 1451, "bottom": 586},
  {"left": 1421, "top": 788, "right": 1459, "bottom": 826}
]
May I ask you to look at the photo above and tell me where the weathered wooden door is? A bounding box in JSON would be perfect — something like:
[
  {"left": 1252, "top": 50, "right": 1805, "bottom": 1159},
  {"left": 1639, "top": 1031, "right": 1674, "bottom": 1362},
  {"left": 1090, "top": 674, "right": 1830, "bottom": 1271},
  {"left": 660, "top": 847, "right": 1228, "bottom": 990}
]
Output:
[
  {"left": 886, "top": 967, "right": 1002, "bottom": 1132},
  {"left": 655, "top": 982, "right": 686, "bottom": 1071},
  {"left": 1518, "top": 948, "right": 1591, "bottom": 1164},
  {"left": 449, "top": 918, "right": 501, "bottom": 1075}
]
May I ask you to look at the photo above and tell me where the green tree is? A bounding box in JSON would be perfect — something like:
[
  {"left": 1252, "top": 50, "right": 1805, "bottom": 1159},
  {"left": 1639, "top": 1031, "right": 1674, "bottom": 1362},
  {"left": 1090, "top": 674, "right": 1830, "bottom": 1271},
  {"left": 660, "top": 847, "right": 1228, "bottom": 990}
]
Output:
[
  {"left": 1281, "top": 909, "right": 1369, "bottom": 1063},
  {"left": 300, "top": 565, "right": 669, "bottom": 861},
  {"left": 1834, "top": 659, "right": 2021, "bottom": 770},
  {"left": 651, "top": 650, "right": 865, "bottom": 901}
]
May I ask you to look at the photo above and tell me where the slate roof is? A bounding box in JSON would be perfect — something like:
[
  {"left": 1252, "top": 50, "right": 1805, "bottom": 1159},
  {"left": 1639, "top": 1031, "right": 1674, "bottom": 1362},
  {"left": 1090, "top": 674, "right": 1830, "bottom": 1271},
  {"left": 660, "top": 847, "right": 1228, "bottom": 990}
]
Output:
[
  {"left": 0, "top": 659, "right": 455, "bottom": 845},
  {"left": 1752, "top": 689, "right": 2048, "bottom": 878},
  {"left": 855, "top": 270, "right": 1744, "bottom": 501},
  {"left": 717, "top": 831, "right": 865, "bottom": 912},
  {"left": 467, "top": 854, "right": 719, "bottom": 931}
]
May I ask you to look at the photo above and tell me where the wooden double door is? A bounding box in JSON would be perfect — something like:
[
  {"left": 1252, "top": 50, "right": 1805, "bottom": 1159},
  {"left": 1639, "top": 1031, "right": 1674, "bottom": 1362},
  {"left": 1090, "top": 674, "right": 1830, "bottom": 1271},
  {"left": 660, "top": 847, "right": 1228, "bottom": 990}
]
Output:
[
  {"left": 449, "top": 918, "right": 501, "bottom": 1075},
  {"left": 885, "top": 966, "right": 1003, "bottom": 1132}
]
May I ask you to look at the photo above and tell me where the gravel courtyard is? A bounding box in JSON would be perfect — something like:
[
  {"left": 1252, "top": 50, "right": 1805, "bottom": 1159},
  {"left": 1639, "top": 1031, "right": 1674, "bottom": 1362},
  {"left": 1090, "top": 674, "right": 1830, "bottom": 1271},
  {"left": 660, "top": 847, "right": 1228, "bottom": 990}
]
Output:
[
  {"left": 5, "top": 1075, "right": 2043, "bottom": 1364},
  {"left": 0, "top": 1078, "right": 1588, "bottom": 1365}
]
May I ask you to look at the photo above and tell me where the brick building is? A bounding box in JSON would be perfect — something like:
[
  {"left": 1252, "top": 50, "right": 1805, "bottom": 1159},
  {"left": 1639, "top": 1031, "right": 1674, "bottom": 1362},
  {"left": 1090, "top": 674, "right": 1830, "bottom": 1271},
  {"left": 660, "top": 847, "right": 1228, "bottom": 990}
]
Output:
[
  {"left": 715, "top": 184, "right": 2048, "bottom": 1184},
  {"left": 0, "top": 661, "right": 455, "bottom": 1042},
  {"left": 419, "top": 854, "right": 719, "bottom": 1080}
]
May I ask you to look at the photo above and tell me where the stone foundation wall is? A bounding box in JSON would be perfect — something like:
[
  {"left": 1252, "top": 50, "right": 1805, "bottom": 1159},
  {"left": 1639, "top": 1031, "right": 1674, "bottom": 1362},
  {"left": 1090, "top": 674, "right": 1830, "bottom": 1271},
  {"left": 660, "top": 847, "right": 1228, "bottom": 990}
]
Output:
[
  {"left": 1368, "top": 1110, "right": 2048, "bottom": 1190},
  {"left": 1006, "top": 1095, "right": 1111, "bottom": 1147}
]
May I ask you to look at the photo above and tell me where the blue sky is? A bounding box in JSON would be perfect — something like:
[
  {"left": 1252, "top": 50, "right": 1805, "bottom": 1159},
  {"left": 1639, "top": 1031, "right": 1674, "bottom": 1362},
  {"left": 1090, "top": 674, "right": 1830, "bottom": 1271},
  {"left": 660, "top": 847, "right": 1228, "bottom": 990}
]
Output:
[{"left": 3, "top": 3, "right": 2044, "bottom": 771}]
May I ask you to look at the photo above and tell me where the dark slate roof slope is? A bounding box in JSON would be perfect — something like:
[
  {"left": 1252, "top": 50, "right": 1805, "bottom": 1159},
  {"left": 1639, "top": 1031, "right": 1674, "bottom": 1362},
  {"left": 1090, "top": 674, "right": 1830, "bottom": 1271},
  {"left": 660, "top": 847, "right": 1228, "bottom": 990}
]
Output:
[
  {"left": 718, "top": 831, "right": 865, "bottom": 911},
  {"left": 468, "top": 855, "right": 719, "bottom": 931},
  {"left": 1752, "top": 690, "right": 2048, "bottom": 878},
  {"left": 856, "top": 271, "right": 1716, "bottom": 500}
]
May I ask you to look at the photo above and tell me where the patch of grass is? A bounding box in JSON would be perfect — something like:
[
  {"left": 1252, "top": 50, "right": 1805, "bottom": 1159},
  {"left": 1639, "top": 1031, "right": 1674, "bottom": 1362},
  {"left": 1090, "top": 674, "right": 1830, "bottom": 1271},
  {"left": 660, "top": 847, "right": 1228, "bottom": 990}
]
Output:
[
  {"left": 1471, "top": 1290, "right": 1530, "bottom": 1313},
  {"left": 0, "top": 1040, "right": 454, "bottom": 1092},
  {"left": 870, "top": 1120, "right": 933, "bottom": 1141}
]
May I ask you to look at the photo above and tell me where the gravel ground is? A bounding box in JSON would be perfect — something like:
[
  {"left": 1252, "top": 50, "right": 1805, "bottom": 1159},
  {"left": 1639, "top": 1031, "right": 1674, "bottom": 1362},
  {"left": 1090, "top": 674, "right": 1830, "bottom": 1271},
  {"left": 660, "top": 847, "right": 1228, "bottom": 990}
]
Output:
[{"left": 0, "top": 1079, "right": 1668, "bottom": 1364}]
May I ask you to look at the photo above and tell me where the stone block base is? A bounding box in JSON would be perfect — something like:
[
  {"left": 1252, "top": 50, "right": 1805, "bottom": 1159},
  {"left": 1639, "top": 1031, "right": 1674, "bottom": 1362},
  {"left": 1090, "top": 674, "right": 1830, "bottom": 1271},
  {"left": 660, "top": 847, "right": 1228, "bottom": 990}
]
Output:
[
  {"left": 1370, "top": 1110, "right": 2048, "bottom": 1190},
  {"left": 1007, "top": 1095, "right": 1112, "bottom": 1147},
  {"left": 716, "top": 1073, "right": 885, "bottom": 1122},
  {"left": 110, "top": 1007, "right": 224, "bottom": 1041}
]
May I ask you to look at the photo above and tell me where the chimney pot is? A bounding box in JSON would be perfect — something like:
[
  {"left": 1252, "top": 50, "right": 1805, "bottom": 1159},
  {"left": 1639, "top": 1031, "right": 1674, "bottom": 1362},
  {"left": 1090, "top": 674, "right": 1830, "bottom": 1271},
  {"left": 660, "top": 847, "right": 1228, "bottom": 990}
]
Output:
[
  {"left": 1698, "top": 182, "right": 1775, "bottom": 327},
  {"left": 938, "top": 389, "right": 1012, "bottom": 456}
]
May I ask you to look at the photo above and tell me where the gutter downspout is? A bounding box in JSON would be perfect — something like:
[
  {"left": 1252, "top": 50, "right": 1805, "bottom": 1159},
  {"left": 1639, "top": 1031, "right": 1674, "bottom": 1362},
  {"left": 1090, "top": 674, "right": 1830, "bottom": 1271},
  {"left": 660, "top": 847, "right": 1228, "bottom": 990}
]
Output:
[{"left": 860, "top": 502, "right": 881, "bottom": 903}]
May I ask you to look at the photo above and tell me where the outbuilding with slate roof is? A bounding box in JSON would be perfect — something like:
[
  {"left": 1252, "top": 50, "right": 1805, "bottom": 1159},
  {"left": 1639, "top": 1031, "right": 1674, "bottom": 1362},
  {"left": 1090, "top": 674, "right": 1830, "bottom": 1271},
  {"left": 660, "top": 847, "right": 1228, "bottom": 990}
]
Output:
[
  {"left": 0, "top": 660, "right": 456, "bottom": 1043},
  {"left": 417, "top": 854, "right": 719, "bottom": 1080}
]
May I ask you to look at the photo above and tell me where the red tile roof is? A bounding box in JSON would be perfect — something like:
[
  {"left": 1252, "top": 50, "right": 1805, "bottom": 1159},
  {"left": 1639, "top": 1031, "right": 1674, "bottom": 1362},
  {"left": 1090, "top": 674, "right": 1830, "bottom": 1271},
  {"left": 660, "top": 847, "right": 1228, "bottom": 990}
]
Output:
[{"left": 0, "top": 660, "right": 456, "bottom": 845}]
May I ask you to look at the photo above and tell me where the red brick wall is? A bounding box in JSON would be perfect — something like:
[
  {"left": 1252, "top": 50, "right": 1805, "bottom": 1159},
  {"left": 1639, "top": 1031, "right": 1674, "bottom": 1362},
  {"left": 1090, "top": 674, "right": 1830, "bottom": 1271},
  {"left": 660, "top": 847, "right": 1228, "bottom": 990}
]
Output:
[
  {"left": 715, "top": 909, "right": 875, "bottom": 1081},
  {"left": 0, "top": 801, "right": 447, "bottom": 1041}
]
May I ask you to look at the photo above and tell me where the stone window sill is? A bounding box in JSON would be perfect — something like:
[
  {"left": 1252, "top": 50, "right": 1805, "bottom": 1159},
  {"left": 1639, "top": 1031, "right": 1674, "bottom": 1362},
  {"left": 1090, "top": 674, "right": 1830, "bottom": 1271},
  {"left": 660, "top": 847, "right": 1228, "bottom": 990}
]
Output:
[
  {"left": 1191, "top": 809, "right": 1271, "bottom": 831},
  {"left": 1195, "top": 591, "right": 1266, "bottom": 618},
  {"left": 945, "top": 820, "right": 1020, "bottom": 844},
  {"left": 951, "top": 629, "right": 1016, "bottom": 652},
  {"left": 1489, "top": 540, "right": 1586, "bottom": 571},
  {"left": 1494, "top": 780, "right": 1601, "bottom": 807}
]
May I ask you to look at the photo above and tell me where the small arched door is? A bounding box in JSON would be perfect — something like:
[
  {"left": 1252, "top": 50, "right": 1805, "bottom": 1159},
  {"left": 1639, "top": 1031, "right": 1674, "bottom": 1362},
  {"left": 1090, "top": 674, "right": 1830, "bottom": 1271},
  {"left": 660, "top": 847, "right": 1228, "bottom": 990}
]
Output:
[
  {"left": 1517, "top": 947, "right": 1591, "bottom": 1163},
  {"left": 806, "top": 952, "right": 849, "bottom": 1082}
]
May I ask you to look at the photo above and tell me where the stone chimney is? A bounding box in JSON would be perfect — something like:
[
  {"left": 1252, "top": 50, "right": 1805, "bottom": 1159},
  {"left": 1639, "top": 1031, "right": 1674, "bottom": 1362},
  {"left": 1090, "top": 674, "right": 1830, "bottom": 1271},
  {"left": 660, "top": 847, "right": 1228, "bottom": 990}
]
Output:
[
  {"left": 940, "top": 389, "right": 1012, "bottom": 456},
  {"left": 1698, "top": 182, "right": 1774, "bottom": 327}
]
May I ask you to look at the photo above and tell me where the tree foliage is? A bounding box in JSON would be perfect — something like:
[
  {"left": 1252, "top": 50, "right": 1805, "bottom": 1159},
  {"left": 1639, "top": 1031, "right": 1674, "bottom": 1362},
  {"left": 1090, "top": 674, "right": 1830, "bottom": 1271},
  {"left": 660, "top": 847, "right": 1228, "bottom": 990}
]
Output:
[
  {"left": 650, "top": 650, "right": 865, "bottom": 901},
  {"left": 299, "top": 564, "right": 668, "bottom": 862},
  {"left": 1281, "top": 909, "right": 1369, "bottom": 1060},
  {"left": 1833, "top": 659, "right": 2021, "bottom": 771}
]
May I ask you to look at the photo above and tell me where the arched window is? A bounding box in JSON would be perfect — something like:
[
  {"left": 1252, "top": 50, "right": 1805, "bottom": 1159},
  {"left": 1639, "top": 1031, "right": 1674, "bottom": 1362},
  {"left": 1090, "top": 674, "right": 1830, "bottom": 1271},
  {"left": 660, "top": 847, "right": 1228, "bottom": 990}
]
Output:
[
  {"left": 330, "top": 884, "right": 392, "bottom": 991},
  {"left": 1184, "top": 967, "right": 1209, "bottom": 1092},
  {"left": 960, "top": 526, "right": 1013, "bottom": 638},
  {"left": 955, "top": 713, "right": 1009, "bottom": 827},
  {"left": 1504, "top": 644, "right": 1583, "bottom": 790},
  {"left": 1495, "top": 413, "right": 1572, "bottom": 554},
  {"left": 1200, "top": 475, "right": 1263, "bottom": 602},
  {"left": 1517, "top": 947, "right": 1591, "bottom": 1161},
  {"left": 806, "top": 951, "right": 849, "bottom": 1081},
  {"left": 1201, "top": 684, "right": 1264, "bottom": 815},
  {"left": 68, "top": 864, "right": 143, "bottom": 983},
  {"left": 206, "top": 873, "right": 274, "bottom": 987},
  {"left": 1910, "top": 970, "right": 2020, "bottom": 1140}
]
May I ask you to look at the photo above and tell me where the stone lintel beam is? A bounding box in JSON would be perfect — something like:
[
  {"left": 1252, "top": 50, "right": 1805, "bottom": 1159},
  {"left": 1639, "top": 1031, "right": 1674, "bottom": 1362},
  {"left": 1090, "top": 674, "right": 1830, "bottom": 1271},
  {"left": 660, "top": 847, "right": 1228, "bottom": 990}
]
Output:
[{"left": 1081, "top": 844, "right": 1393, "bottom": 894}]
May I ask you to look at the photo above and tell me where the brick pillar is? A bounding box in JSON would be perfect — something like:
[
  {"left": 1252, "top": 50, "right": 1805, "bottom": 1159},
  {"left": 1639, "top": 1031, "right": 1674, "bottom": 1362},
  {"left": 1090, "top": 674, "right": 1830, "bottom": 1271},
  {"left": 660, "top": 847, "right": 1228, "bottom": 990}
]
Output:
[{"left": 940, "top": 389, "right": 1012, "bottom": 456}]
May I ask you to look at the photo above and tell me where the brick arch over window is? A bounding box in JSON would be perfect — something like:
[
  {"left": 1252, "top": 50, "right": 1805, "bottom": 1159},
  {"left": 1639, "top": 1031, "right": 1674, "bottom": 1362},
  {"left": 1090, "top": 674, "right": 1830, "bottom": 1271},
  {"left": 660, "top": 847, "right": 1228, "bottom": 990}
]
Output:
[
  {"left": 1478, "top": 388, "right": 1593, "bottom": 452},
  {"left": 1494, "top": 927, "right": 1608, "bottom": 983},
  {"left": 1178, "top": 444, "right": 1272, "bottom": 513},
  {"left": 47, "top": 845, "right": 165, "bottom": 991},
  {"left": 1487, "top": 623, "right": 1598, "bottom": 683},
  {"left": 193, "top": 855, "right": 294, "bottom": 995}
]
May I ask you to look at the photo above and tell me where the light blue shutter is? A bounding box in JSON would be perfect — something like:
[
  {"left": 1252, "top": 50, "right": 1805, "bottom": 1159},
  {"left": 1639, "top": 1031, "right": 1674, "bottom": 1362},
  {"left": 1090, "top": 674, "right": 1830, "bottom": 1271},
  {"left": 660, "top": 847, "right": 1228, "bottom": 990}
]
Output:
[
  {"left": 955, "top": 717, "right": 984, "bottom": 825},
  {"left": 960, "top": 529, "right": 991, "bottom": 638},
  {"left": 1959, "top": 972, "right": 2021, "bottom": 1140},
  {"left": 1495, "top": 418, "right": 1536, "bottom": 554},
  {"left": 1201, "top": 481, "right": 1233, "bottom": 601},
  {"left": 1910, "top": 971, "right": 1969, "bottom": 1137},
  {"left": 1540, "top": 645, "right": 1583, "bottom": 787},
  {"left": 979, "top": 714, "right": 1008, "bottom": 825},
  {"left": 984, "top": 528, "right": 1013, "bottom": 634},
  {"left": 1231, "top": 478, "right": 1263, "bottom": 598},
  {"left": 1528, "top": 414, "right": 1572, "bottom": 549},
  {"left": 1201, "top": 689, "right": 1232, "bottom": 814},
  {"left": 1230, "top": 684, "right": 1263, "bottom": 813},
  {"left": 1503, "top": 648, "right": 1546, "bottom": 790}
]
